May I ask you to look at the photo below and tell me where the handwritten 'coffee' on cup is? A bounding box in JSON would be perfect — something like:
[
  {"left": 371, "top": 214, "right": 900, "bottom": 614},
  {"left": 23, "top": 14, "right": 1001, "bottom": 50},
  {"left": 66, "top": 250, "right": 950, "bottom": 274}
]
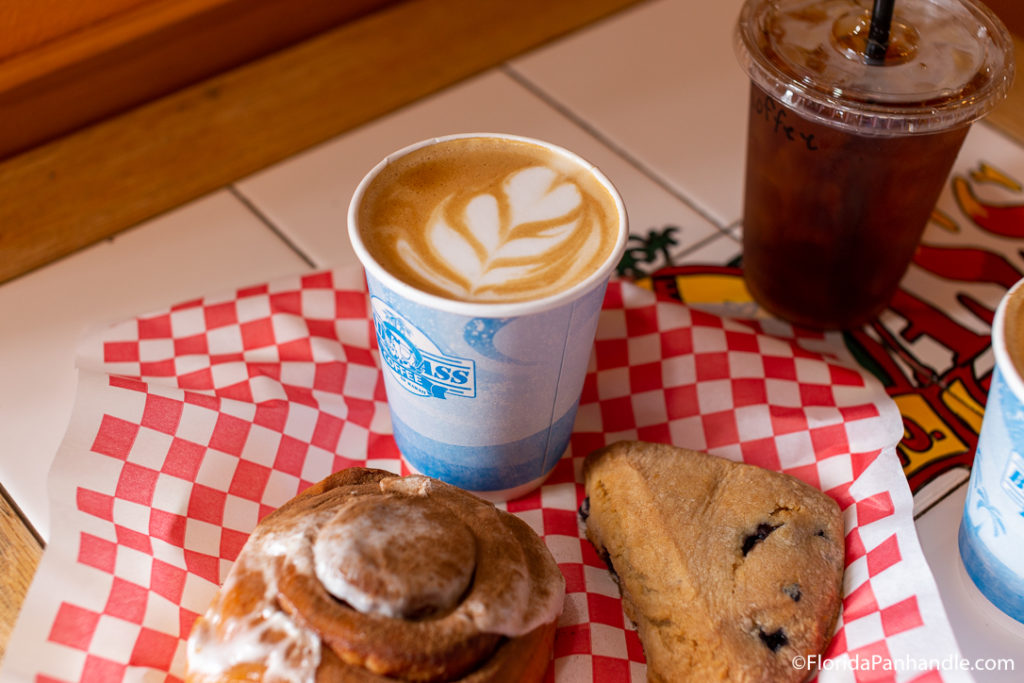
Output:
[{"left": 357, "top": 136, "right": 621, "bottom": 303}]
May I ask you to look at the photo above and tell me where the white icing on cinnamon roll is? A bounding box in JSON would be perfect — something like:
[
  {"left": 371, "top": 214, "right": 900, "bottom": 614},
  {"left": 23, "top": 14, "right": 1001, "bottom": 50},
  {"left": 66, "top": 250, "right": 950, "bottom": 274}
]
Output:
[{"left": 185, "top": 468, "right": 565, "bottom": 682}]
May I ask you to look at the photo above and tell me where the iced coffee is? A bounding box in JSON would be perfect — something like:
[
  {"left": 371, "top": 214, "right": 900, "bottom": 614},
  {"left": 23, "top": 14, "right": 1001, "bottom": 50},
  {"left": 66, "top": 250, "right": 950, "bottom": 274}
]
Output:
[{"left": 735, "top": 0, "right": 1014, "bottom": 329}]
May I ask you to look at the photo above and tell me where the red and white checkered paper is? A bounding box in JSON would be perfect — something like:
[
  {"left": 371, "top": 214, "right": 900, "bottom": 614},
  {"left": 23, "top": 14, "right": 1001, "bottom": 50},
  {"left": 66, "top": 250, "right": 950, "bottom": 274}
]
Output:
[{"left": 1, "top": 268, "right": 968, "bottom": 682}]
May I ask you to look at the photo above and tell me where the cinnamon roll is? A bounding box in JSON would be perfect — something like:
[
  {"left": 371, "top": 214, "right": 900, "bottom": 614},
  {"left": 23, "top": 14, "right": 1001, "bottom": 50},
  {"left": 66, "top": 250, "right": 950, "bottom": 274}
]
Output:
[{"left": 185, "top": 467, "right": 565, "bottom": 682}]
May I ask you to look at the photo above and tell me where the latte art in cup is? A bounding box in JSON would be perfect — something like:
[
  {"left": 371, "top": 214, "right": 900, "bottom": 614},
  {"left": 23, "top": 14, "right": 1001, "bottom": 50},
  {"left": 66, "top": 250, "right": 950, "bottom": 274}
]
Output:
[
  {"left": 356, "top": 136, "right": 621, "bottom": 303},
  {"left": 348, "top": 133, "right": 628, "bottom": 500}
]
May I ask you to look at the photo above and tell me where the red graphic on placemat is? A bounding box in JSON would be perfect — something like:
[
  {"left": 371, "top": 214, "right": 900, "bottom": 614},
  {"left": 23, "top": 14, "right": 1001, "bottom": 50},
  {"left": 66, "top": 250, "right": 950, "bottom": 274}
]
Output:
[
  {"left": 953, "top": 164, "right": 1024, "bottom": 239},
  {"left": 8, "top": 269, "right": 958, "bottom": 682},
  {"left": 857, "top": 161, "right": 1024, "bottom": 489}
]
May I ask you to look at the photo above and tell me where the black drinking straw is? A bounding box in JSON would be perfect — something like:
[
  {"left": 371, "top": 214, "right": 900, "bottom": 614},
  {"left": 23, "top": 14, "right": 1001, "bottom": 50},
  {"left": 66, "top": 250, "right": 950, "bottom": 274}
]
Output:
[{"left": 865, "top": 0, "right": 895, "bottom": 64}]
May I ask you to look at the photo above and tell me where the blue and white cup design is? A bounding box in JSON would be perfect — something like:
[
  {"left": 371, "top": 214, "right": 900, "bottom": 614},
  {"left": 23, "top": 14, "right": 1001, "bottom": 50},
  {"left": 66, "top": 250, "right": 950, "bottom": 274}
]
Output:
[
  {"left": 365, "top": 270, "right": 608, "bottom": 498},
  {"left": 349, "top": 134, "right": 628, "bottom": 500},
  {"left": 959, "top": 278, "right": 1024, "bottom": 624}
]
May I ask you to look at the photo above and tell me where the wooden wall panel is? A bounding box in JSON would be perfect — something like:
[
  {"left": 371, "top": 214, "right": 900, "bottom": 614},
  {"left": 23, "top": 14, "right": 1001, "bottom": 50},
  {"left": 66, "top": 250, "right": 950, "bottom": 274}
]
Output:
[
  {"left": 986, "top": 0, "right": 1024, "bottom": 37},
  {"left": 0, "top": 0, "right": 399, "bottom": 159},
  {"left": 0, "top": 0, "right": 647, "bottom": 285},
  {"left": 0, "top": 0, "right": 152, "bottom": 61}
]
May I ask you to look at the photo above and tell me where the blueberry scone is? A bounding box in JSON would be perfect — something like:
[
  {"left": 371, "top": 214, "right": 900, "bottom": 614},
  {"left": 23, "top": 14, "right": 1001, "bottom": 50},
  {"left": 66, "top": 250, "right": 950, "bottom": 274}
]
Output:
[{"left": 582, "top": 441, "right": 844, "bottom": 682}]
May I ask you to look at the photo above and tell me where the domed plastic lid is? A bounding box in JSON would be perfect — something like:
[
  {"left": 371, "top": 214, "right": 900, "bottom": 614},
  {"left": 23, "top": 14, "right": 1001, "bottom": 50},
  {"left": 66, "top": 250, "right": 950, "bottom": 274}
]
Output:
[{"left": 735, "top": 0, "right": 1015, "bottom": 134}]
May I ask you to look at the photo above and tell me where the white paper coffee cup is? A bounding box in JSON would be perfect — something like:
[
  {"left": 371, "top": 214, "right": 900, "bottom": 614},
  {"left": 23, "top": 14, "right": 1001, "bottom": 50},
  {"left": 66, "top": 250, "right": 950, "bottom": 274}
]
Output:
[
  {"left": 959, "top": 278, "right": 1024, "bottom": 624},
  {"left": 348, "top": 133, "right": 628, "bottom": 500}
]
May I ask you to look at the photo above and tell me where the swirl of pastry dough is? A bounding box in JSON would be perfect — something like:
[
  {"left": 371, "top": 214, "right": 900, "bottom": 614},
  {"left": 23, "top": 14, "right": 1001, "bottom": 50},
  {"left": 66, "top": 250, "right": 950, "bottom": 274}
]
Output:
[{"left": 185, "top": 468, "right": 565, "bottom": 683}]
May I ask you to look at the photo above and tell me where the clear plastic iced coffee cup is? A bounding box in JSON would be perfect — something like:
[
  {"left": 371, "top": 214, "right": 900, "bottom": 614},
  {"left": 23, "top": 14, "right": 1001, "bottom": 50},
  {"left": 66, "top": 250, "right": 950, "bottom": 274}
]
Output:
[{"left": 734, "top": 0, "right": 1014, "bottom": 329}]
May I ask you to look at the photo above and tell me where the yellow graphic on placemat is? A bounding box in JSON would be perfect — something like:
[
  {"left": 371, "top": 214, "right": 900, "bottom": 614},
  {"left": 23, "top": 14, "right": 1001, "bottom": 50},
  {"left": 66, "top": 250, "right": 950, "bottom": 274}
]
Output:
[
  {"left": 674, "top": 273, "right": 752, "bottom": 305},
  {"left": 894, "top": 392, "right": 970, "bottom": 475},
  {"left": 944, "top": 379, "right": 985, "bottom": 427},
  {"left": 970, "top": 162, "right": 1022, "bottom": 191}
]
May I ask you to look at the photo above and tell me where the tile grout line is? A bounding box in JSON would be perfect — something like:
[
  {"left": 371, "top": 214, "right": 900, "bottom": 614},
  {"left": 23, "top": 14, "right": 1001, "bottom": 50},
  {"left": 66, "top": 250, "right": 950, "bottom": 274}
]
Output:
[
  {"left": 501, "top": 63, "right": 737, "bottom": 238},
  {"left": 676, "top": 226, "right": 741, "bottom": 261},
  {"left": 228, "top": 185, "right": 319, "bottom": 269}
]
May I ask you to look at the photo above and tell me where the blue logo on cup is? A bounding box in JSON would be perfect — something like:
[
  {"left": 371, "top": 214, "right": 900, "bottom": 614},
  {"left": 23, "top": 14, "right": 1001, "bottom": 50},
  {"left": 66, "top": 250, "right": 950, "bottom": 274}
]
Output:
[
  {"left": 1004, "top": 452, "right": 1024, "bottom": 509},
  {"left": 372, "top": 297, "right": 476, "bottom": 400}
]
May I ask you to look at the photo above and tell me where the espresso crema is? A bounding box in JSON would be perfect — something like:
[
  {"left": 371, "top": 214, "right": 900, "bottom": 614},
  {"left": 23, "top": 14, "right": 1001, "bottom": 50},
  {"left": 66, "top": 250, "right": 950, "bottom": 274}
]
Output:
[
  {"left": 1002, "top": 283, "right": 1024, "bottom": 383},
  {"left": 356, "top": 136, "right": 621, "bottom": 303}
]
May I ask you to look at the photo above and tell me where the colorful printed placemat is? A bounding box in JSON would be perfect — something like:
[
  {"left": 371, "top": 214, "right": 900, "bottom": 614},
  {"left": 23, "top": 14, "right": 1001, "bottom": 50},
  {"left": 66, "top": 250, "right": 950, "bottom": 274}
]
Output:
[{"left": 0, "top": 267, "right": 964, "bottom": 681}]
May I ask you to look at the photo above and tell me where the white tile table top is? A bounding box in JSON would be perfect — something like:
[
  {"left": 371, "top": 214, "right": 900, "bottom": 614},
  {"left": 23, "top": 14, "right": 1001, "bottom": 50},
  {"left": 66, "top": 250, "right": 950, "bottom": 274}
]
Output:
[
  {"left": 511, "top": 0, "right": 750, "bottom": 228},
  {"left": 0, "top": 191, "right": 311, "bottom": 539},
  {"left": 235, "top": 68, "right": 725, "bottom": 271}
]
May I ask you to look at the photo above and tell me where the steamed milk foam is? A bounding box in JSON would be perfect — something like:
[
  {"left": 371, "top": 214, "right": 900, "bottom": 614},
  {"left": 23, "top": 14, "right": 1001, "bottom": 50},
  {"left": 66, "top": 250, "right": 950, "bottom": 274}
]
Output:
[
  {"left": 1004, "top": 287, "right": 1024, "bottom": 382},
  {"left": 357, "top": 136, "right": 620, "bottom": 303}
]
